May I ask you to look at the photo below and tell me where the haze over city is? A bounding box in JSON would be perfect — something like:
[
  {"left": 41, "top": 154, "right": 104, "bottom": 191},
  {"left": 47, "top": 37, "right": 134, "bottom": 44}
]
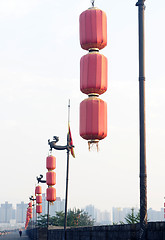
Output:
[{"left": 0, "top": 0, "right": 164, "bottom": 215}]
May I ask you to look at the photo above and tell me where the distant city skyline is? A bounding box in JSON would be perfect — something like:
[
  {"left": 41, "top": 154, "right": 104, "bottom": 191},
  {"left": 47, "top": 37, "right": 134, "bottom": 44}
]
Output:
[{"left": 0, "top": 199, "right": 164, "bottom": 227}]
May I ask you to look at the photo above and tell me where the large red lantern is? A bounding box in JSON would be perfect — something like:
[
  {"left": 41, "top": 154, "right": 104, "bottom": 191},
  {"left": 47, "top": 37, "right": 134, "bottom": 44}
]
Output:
[
  {"left": 80, "top": 97, "right": 107, "bottom": 141},
  {"left": 46, "top": 171, "right": 56, "bottom": 186},
  {"left": 46, "top": 187, "right": 56, "bottom": 202},
  {"left": 79, "top": 8, "right": 107, "bottom": 50},
  {"left": 36, "top": 195, "right": 42, "bottom": 204},
  {"left": 35, "top": 185, "right": 42, "bottom": 195},
  {"left": 36, "top": 204, "right": 42, "bottom": 214},
  {"left": 46, "top": 155, "right": 56, "bottom": 170},
  {"left": 80, "top": 52, "right": 108, "bottom": 95}
]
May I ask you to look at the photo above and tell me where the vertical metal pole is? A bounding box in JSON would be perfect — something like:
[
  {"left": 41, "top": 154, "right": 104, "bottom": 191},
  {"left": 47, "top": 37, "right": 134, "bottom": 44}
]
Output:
[
  {"left": 63, "top": 142, "right": 70, "bottom": 240},
  {"left": 36, "top": 213, "right": 38, "bottom": 240},
  {"left": 33, "top": 201, "right": 35, "bottom": 240},
  {"left": 136, "top": 0, "right": 147, "bottom": 239},
  {"left": 47, "top": 201, "right": 49, "bottom": 240},
  {"left": 63, "top": 101, "right": 71, "bottom": 240}
]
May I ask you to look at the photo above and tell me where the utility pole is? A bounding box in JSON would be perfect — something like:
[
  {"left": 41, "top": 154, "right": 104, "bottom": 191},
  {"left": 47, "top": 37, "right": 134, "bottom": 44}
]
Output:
[{"left": 136, "top": 0, "right": 147, "bottom": 239}]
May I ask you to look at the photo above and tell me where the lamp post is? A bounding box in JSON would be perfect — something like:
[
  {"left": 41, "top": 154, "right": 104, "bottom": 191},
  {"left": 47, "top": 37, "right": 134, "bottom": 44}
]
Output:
[
  {"left": 48, "top": 136, "right": 72, "bottom": 240},
  {"left": 136, "top": 0, "right": 147, "bottom": 239},
  {"left": 29, "top": 195, "right": 36, "bottom": 240},
  {"left": 36, "top": 174, "right": 47, "bottom": 240}
]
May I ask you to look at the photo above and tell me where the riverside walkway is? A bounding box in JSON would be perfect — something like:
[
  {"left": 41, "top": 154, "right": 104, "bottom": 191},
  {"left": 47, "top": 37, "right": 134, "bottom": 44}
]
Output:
[{"left": 0, "top": 231, "right": 31, "bottom": 239}]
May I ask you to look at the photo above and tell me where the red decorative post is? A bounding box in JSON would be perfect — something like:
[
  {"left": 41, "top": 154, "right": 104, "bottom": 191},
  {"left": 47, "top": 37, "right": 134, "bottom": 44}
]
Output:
[{"left": 79, "top": 2, "right": 108, "bottom": 150}]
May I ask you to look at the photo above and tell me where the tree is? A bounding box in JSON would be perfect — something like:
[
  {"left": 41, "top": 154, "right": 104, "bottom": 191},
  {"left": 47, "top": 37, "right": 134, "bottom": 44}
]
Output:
[
  {"left": 37, "top": 214, "right": 49, "bottom": 228},
  {"left": 37, "top": 209, "right": 94, "bottom": 228},
  {"left": 125, "top": 208, "right": 140, "bottom": 224},
  {"left": 67, "top": 209, "right": 94, "bottom": 226}
]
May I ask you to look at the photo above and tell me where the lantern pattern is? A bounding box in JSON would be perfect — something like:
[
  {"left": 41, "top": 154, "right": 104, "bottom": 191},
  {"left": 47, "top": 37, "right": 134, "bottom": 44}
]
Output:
[
  {"left": 35, "top": 185, "right": 42, "bottom": 214},
  {"left": 79, "top": 4, "right": 108, "bottom": 148},
  {"left": 46, "top": 155, "right": 56, "bottom": 202}
]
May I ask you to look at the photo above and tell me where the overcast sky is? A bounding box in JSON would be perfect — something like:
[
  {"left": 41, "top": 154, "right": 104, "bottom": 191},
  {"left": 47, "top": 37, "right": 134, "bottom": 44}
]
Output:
[{"left": 0, "top": 0, "right": 164, "bottom": 212}]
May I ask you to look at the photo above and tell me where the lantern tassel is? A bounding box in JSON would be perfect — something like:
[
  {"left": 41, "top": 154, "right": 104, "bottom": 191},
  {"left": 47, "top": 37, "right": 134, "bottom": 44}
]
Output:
[{"left": 88, "top": 140, "right": 99, "bottom": 152}]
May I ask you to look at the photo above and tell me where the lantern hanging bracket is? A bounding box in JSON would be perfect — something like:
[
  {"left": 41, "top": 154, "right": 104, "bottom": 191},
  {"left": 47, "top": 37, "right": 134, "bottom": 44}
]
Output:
[
  {"left": 29, "top": 196, "right": 36, "bottom": 201},
  {"left": 48, "top": 136, "right": 74, "bottom": 152},
  {"left": 37, "top": 174, "right": 46, "bottom": 184},
  {"left": 91, "top": 0, "right": 95, "bottom": 7}
]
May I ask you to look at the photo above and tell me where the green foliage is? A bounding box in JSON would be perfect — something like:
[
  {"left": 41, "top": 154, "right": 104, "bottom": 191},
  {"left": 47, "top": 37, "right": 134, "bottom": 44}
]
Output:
[
  {"left": 37, "top": 214, "right": 48, "bottom": 228},
  {"left": 125, "top": 208, "right": 140, "bottom": 224},
  {"left": 112, "top": 221, "right": 123, "bottom": 225},
  {"left": 37, "top": 209, "right": 94, "bottom": 228}
]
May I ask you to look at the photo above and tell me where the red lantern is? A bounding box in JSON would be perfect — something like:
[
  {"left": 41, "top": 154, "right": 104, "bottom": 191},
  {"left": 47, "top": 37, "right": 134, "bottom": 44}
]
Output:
[
  {"left": 35, "top": 185, "right": 42, "bottom": 195},
  {"left": 36, "top": 195, "right": 42, "bottom": 204},
  {"left": 29, "top": 202, "right": 32, "bottom": 207},
  {"left": 79, "top": 8, "right": 107, "bottom": 50},
  {"left": 80, "top": 52, "right": 108, "bottom": 95},
  {"left": 27, "top": 212, "right": 32, "bottom": 219},
  {"left": 28, "top": 207, "right": 32, "bottom": 213},
  {"left": 46, "top": 171, "right": 56, "bottom": 186},
  {"left": 46, "top": 187, "right": 56, "bottom": 202},
  {"left": 36, "top": 204, "right": 42, "bottom": 214},
  {"left": 80, "top": 97, "right": 107, "bottom": 141},
  {"left": 46, "top": 155, "right": 56, "bottom": 170}
]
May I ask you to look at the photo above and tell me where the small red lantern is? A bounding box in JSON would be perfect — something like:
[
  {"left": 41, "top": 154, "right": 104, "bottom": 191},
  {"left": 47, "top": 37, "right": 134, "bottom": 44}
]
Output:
[
  {"left": 27, "top": 212, "right": 32, "bottom": 219},
  {"left": 79, "top": 8, "right": 107, "bottom": 50},
  {"left": 46, "top": 155, "right": 56, "bottom": 170},
  {"left": 36, "top": 195, "right": 42, "bottom": 204},
  {"left": 35, "top": 185, "right": 42, "bottom": 195},
  {"left": 28, "top": 202, "right": 32, "bottom": 207},
  {"left": 46, "top": 171, "right": 56, "bottom": 186},
  {"left": 28, "top": 207, "right": 32, "bottom": 213},
  {"left": 46, "top": 187, "right": 56, "bottom": 202},
  {"left": 36, "top": 204, "right": 42, "bottom": 214},
  {"left": 80, "top": 97, "right": 107, "bottom": 142},
  {"left": 80, "top": 52, "right": 108, "bottom": 95}
]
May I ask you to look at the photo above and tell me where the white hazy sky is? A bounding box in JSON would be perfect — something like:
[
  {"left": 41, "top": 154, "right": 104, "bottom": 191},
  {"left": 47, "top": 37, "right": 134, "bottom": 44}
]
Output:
[{"left": 0, "top": 0, "right": 164, "bottom": 212}]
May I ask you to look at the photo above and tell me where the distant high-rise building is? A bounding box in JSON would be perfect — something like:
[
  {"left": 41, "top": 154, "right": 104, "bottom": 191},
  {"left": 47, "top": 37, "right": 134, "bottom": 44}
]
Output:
[
  {"left": 100, "top": 210, "right": 111, "bottom": 225},
  {"left": 0, "top": 202, "right": 13, "bottom": 223},
  {"left": 16, "top": 202, "right": 28, "bottom": 223},
  {"left": 41, "top": 193, "right": 47, "bottom": 215},
  {"left": 49, "top": 197, "right": 65, "bottom": 216},
  {"left": 85, "top": 205, "right": 96, "bottom": 221},
  {"left": 85, "top": 205, "right": 111, "bottom": 224},
  {"left": 148, "top": 208, "right": 164, "bottom": 222}
]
